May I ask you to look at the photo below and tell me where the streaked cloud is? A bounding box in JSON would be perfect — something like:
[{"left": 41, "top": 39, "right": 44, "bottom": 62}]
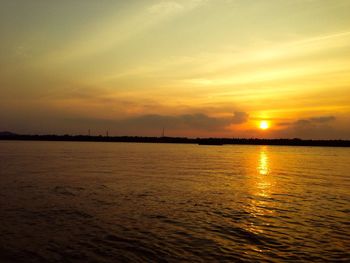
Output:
[{"left": 148, "top": 1, "right": 184, "bottom": 15}]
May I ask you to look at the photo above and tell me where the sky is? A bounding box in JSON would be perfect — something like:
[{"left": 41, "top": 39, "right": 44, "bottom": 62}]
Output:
[{"left": 0, "top": 0, "right": 350, "bottom": 139}]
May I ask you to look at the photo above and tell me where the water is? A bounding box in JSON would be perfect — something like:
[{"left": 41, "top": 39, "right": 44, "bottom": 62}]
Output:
[{"left": 0, "top": 141, "right": 349, "bottom": 262}]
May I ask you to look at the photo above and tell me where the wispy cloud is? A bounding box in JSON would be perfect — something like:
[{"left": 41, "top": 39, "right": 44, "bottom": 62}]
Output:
[
  {"left": 99, "top": 30, "right": 350, "bottom": 93},
  {"left": 148, "top": 1, "right": 184, "bottom": 15},
  {"left": 42, "top": 1, "right": 207, "bottom": 66}
]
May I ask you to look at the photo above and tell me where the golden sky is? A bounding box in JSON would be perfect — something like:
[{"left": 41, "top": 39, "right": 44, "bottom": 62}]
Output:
[{"left": 1, "top": 0, "right": 350, "bottom": 138}]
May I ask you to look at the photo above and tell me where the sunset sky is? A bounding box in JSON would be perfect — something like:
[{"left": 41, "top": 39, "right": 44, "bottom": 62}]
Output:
[{"left": 1, "top": 0, "right": 349, "bottom": 138}]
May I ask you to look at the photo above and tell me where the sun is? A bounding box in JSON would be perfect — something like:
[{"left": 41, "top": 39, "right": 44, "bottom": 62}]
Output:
[{"left": 259, "top": 120, "right": 270, "bottom": 130}]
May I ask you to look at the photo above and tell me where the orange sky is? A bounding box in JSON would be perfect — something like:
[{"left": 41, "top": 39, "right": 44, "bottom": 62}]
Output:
[{"left": 0, "top": 0, "right": 350, "bottom": 138}]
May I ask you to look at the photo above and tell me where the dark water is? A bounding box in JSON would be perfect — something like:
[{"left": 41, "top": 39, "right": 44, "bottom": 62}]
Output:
[{"left": 0, "top": 141, "right": 349, "bottom": 262}]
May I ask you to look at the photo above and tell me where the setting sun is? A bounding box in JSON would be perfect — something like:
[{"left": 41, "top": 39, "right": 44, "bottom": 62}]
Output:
[
  {"left": 1, "top": 1, "right": 350, "bottom": 263},
  {"left": 259, "top": 121, "right": 270, "bottom": 130}
]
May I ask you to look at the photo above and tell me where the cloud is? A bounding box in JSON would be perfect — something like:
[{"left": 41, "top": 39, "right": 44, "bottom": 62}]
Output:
[
  {"left": 118, "top": 111, "right": 248, "bottom": 131},
  {"left": 277, "top": 115, "right": 336, "bottom": 127},
  {"left": 61, "top": 111, "right": 248, "bottom": 136},
  {"left": 294, "top": 115, "right": 336, "bottom": 126},
  {"left": 148, "top": 1, "right": 184, "bottom": 15},
  {"left": 231, "top": 111, "right": 249, "bottom": 124},
  {"left": 148, "top": 0, "right": 207, "bottom": 15},
  {"left": 273, "top": 115, "right": 338, "bottom": 139},
  {"left": 44, "top": 1, "right": 207, "bottom": 66}
]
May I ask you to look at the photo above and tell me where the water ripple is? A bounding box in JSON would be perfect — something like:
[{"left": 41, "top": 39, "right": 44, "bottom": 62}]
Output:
[{"left": 0, "top": 142, "right": 349, "bottom": 262}]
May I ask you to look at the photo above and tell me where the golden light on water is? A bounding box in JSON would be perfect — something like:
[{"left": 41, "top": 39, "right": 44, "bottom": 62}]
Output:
[
  {"left": 246, "top": 147, "right": 275, "bottom": 225},
  {"left": 258, "top": 149, "right": 269, "bottom": 176},
  {"left": 247, "top": 147, "right": 274, "bottom": 200},
  {"left": 255, "top": 148, "right": 274, "bottom": 198}
]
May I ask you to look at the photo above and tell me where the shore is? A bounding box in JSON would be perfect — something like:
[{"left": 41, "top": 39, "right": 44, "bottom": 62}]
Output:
[{"left": 1, "top": 133, "right": 349, "bottom": 147}]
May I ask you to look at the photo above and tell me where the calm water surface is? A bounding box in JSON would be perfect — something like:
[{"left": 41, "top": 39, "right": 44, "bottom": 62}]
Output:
[{"left": 0, "top": 141, "right": 349, "bottom": 262}]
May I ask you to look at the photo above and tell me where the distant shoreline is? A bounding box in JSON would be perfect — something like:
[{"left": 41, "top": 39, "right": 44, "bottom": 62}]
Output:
[{"left": 0, "top": 133, "right": 349, "bottom": 147}]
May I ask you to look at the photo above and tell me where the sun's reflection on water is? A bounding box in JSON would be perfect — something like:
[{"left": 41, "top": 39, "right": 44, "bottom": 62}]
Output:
[
  {"left": 256, "top": 147, "right": 274, "bottom": 198},
  {"left": 246, "top": 147, "right": 275, "bottom": 225},
  {"left": 258, "top": 148, "right": 269, "bottom": 176}
]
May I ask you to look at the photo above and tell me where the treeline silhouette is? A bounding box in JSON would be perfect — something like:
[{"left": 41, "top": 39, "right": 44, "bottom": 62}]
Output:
[{"left": 0, "top": 132, "right": 349, "bottom": 147}]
